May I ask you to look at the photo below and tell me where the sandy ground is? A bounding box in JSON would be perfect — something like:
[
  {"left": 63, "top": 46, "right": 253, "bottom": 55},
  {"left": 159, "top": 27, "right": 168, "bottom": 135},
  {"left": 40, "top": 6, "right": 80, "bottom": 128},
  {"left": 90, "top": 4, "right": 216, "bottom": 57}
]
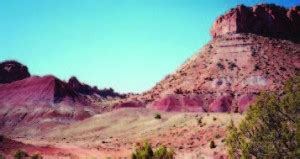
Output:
[{"left": 1, "top": 108, "right": 243, "bottom": 159}]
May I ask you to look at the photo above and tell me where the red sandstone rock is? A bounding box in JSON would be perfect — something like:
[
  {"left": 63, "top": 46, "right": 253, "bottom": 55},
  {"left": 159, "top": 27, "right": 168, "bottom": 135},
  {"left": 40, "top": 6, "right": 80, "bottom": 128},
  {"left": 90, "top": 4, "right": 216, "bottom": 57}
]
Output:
[
  {"left": 0, "top": 75, "right": 86, "bottom": 105},
  {"left": 210, "top": 4, "right": 300, "bottom": 41},
  {"left": 0, "top": 60, "right": 30, "bottom": 84},
  {"left": 237, "top": 94, "right": 256, "bottom": 112},
  {"left": 151, "top": 95, "right": 183, "bottom": 111},
  {"left": 116, "top": 100, "right": 144, "bottom": 108},
  {"left": 209, "top": 95, "right": 233, "bottom": 112},
  {"left": 0, "top": 75, "right": 99, "bottom": 134},
  {"left": 150, "top": 94, "right": 205, "bottom": 112},
  {"left": 141, "top": 32, "right": 299, "bottom": 112}
]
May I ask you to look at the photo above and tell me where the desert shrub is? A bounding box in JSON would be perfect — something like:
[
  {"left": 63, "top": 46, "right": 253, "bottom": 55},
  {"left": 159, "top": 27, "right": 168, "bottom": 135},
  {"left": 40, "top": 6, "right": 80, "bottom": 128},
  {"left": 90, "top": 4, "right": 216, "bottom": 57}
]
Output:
[
  {"left": 197, "top": 117, "right": 202, "bottom": 125},
  {"left": 154, "top": 113, "right": 161, "bottom": 119},
  {"left": 196, "top": 117, "right": 206, "bottom": 127},
  {"left": 213, "top": 117, "right": 217, "bottom": 121},
  {"left": 174, "top": 88, "right": 183, "bottom": 94},
  {"left": 228, "top": 62, "right": 237, "bottom": 70},
  {"left": 14, "top": 150, "right": 28, "bottom": 159},
  {"left": 132, "top": 142, "right": 153, "bottom": 159},
  {"left": 226, "top": 75, "right": 299, "bottom": 158},
  {"left": 216, "top": 62, "right": 225, "bottom": 69},
  {"left": 154, "top": 146, "right": 174, "bottom": 159},
  {"left": 210, "top": 141, "right": 216, "bottom": 149},
  {"left": 215, "top": 134, "right": 221, "bottom": 139},
  {"left": 254, "top": 64, "right": 260, "bottom": 71},
  {"left": 31, "top": 154, "right": 43, "bottom": 159},
  {"left": 296, "top": 115, "right": 300, "bottom": 156},
  {"left": 132, "top": 142, "right": 174, "bottom": 159}
]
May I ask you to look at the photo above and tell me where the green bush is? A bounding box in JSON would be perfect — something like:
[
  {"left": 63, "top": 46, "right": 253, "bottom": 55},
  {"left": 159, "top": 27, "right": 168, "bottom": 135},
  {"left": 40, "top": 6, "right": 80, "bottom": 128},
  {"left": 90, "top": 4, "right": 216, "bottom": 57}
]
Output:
[
  {"left": 154, "top": 146, "right": 174, "bottom": 159},
  {"left": 132, "top": 142, "right": 153, "bottom": 159},
  {"left": 196, "top": 117, "right": 202, "bottom": 125},
  {"left": 197, "top": 117, "right": 206, "bottom": 127},
  {"left": 132, "top": 142, "right": 174, "bottom": 159},
  {"left": 154, "top": 113, "right": 161, "bottom": 119},
  {"left": 31, "top": 154, "right": 43, "bottom": 159},
  {"left": 296, "top": 115, "right": 300, "bottom": 156},
  {"left": 14, "top": 150, "right": 28, "bottom": 159},
  {"left": 0, "top": 154, "right": 5, "bottom": 159},
  {"left": 209, "top": 141, "right": 216, "bottom": 149},
  {"left": 226, "top": 75, "right": 299, "bottom": 158}
]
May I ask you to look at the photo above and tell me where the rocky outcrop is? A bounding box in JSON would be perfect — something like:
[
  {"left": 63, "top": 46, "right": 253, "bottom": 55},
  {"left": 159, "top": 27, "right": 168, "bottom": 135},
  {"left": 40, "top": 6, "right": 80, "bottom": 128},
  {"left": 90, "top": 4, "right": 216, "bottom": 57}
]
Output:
[
  {"left": 68, "top": 76, "right": 97, "bottom": 95},
  {"left": 208, "top": 95, "right": 233, "bottom": 112},
  {"left": 0, "top": 60, "right": 30, "bottom": 84},
  {"left": 68, "top": 76, "right": 126, "bottom": 98},
  {"left": 0, "top": 75, "right": 87, "bottom": 105},
  {"left": 211, "top": 4, "right": 300, "bottom": 41},
  {"left": 149, "top": 94, "right": 205, "bottom": 112},
  {"left": 0, "top": 60, "right": 124, "bottom": 106},
  {"left": 97, "top": 88, "right": 126, "bottom": 99}
]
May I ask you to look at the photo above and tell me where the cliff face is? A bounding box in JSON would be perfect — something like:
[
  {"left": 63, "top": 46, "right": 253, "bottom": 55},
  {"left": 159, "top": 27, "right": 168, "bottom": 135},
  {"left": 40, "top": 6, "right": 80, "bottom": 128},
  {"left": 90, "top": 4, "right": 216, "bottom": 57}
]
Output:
[
  {"left": 210, "top": 4, "right": 300, "bottom": 41},
  {"left": 140, "top": 4, "right": 300, "bottom": 113}
]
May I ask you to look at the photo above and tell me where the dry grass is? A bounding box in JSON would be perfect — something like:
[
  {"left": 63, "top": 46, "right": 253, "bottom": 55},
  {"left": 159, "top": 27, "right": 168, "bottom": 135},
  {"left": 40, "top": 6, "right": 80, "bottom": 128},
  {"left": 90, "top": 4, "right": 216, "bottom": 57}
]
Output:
[
  {"left": 4, "top": 108, "right": 244, "bottom": 158},
  {"left": 29, "top": 108, "right": 244, "bottom": 158}
]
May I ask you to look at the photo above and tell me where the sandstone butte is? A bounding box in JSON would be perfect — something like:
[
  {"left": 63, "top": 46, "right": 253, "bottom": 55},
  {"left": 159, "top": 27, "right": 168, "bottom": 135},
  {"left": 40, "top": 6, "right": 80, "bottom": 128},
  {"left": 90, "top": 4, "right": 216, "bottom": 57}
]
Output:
[{"left": 130, "top": 4, "right": 300, "bottom": 113}]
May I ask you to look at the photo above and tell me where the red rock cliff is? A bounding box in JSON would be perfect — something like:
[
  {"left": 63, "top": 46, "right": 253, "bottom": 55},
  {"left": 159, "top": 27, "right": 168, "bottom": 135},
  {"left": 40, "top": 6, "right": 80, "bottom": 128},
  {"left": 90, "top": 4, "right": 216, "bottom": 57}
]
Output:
[{"left": 210, "top": 4, "right": 300, "bottom": 41}]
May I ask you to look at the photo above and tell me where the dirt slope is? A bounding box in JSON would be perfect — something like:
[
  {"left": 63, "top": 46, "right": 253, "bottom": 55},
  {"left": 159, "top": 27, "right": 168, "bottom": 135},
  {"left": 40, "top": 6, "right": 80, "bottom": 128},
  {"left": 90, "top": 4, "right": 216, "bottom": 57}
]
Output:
[
  {"left": 142, "top": 33, "right": 299, "bottom": 112},
  {"left": 5, "top": 108, "right": 242, "bottom": 159}
]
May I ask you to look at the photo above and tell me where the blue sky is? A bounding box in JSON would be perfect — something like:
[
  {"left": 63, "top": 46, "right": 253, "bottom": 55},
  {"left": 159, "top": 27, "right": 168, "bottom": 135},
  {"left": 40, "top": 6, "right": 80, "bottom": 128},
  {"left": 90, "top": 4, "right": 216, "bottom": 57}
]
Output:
[{"left": 0, "top": 0, "right": 299, "bottom": 93}]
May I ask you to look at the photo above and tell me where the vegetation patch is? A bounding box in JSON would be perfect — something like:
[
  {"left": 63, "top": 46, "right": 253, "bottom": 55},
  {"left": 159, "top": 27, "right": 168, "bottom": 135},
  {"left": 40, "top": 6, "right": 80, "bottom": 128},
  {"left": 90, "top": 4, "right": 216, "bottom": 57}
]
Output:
[
  {"left": 210, "top": 141, "right": 217, "bottom": 149},
  {"left": 14, "top": 150, "right": 29, "bottom": 159},
  {"left": 132, "top": 142, "right": 174, "bottom": 159},
  {"left": 31, "top": 154, "right": 43, "bottom": 159},
  {"left": 154, "top": 113, "right": 161, "bottom": 119},
  {"left": 213, "top": 117, "right": 217, "bottom": 121},
  {"left": 196, "top": 117, "right": 206, "bottom": 127},
  {"left": 226, "top": 75, "right": 299, "bottom": 158}
]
